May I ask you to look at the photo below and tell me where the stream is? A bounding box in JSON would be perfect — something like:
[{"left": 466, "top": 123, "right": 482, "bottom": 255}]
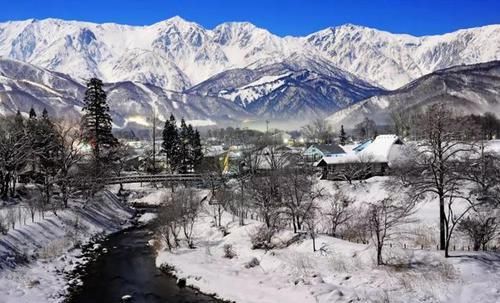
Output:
[{"left": 67, "top": 222, "right": 223, "bottom": 303}]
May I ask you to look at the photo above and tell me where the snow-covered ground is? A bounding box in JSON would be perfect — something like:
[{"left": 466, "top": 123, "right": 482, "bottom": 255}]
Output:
[
  {"left": 155, "top": 177, "right": 500, "bottom": 303},
  {"left": 0, "top": 190, "right": 135, "bottom": 303}
]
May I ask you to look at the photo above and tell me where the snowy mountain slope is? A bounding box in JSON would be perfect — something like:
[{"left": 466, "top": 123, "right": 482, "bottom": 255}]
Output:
[
  {"left": 0, "top": 58, "right": 251, "bottom": 126},
  {"left": 305, "top": 24, "right": 500, "bottom": 89},
  {"left": 0, "top": 17, "right": 499, "bottom": 91},
  {"left": 187, "top": 55, "right": 384, "bottom": 119},
  {"left": 325, "top": 61, "right": 500, "bottom": 128}
]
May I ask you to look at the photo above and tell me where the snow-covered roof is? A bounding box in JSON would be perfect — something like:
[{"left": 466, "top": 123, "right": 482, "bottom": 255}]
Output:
[
  {"left": 315, "top": 135, "right": 404, "bottom": 166},
  {"left": 358, "top": 135, "right": 403, "bottom": 162},
  {"left": 304, "top": 143, "right": 345, "bottom": 156},
  {"left": 204, "top": 145, "right": 226, "bottom": 157}
]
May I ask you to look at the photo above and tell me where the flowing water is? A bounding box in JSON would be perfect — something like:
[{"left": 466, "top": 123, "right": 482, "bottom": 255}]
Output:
[{"left": 68, "top": 225, "right": 223, "bottom": 303}]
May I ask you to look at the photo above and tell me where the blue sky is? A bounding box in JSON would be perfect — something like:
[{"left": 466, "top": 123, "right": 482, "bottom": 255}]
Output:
[{"left": 0, "top": 0, "right": 499, "bottom": 36}]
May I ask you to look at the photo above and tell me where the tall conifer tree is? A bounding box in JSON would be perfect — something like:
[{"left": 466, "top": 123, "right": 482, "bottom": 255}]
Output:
[
  {"left": 81, "top": 78, "right": 116, "bottom": 174},
  {"left": 161, "top": 114, "right": 181, "bottom": 173}
]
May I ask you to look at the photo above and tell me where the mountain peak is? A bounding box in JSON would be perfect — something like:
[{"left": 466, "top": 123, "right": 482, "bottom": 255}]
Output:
[{"left": 165, "top": 15, "right": 189, "bottom": 24}]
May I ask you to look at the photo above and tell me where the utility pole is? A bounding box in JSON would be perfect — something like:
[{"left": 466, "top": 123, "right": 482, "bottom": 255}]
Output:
[{"left": 152, "top": 107, "right": 156, "bottom": 173}]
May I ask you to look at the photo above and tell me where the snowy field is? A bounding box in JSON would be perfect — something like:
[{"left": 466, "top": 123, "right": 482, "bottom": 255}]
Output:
[
  {"left": 0, "top": 190, "right": 135, "bottom": 303},
  {"left": 155, "top": 177, "right": 500, "bottom": 303}
]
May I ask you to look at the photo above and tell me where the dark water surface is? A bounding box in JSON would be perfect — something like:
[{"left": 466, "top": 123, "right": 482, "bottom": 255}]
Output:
[{"left": 68, "top": 226, "right": 222, "bottom": 303}]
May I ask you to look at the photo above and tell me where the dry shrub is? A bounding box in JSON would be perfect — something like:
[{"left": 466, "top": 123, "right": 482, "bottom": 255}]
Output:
[
  {"left": 38, "top": 238, "right": 72, "bottom": 260},
  {"left": 223, "top": 244, "right": 237, "bottom": 259},
  {"left": 410, "top": 224, "right": 437, "bottom": 249},
  {"left": 286, "top": 252, "right": 315, "bottom": 278},
  {"left": 245, "top": 257, "right": 260, "bottom": 268},
  {"left": 250, "top": 225, "right": 278, "bottom": 250}
]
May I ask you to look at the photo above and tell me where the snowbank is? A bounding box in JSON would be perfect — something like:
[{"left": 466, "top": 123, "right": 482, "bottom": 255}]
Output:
[
  {"left": 155, "top": 178, "right": 500, "bottom": 303},
  {"left": 0, "top": 190, "right": 135, "bottom": 303}
]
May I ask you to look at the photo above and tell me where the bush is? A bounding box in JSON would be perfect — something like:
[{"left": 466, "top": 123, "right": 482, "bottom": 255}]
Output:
[
  {"left": 219, "top": 226, "right": 230, "bottom": 237},
  {"left": 223, "top": 244, "right": 237, "bottom": 259},
  {"left": 244, "top": 257, "right": 260, "bottom": 268},
  {"left": 250, "top": 225, "right": 278, "bottom": 250}
]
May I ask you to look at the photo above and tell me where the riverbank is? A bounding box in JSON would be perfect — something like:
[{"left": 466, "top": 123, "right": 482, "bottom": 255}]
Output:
[
  {"left": 67, "top": 216, "right": 224, "bottom": 303},
  {"left": 0, "top": 190, "right": 135, "bottom": 303}
]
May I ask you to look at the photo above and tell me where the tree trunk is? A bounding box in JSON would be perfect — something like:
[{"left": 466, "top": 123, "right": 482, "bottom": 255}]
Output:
[
  {"left": 312, "top": 234, "right": 316, "bottom": 252},
  {"left": 439, "top": 195, "right": 446, "bottom": 250},
  {"left": 377, "top": 244, "right": 383, "bottom": 265},
  {"left": 10, "top": 173, "right": 17, "bottom": 197},
  {"left": 296, "top": 215, "right": 302, "bottom": 231}
]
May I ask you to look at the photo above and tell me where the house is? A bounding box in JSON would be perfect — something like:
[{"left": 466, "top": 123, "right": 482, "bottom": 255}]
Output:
[
  {"left": 303, "top": 143, "right": 346, "bottom": 162},
  {"left": 315, "top": 135, "right": 404, "bottom": 180}
]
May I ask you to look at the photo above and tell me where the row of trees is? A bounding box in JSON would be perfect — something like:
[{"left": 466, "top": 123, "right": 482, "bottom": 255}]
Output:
[
  {"left": 394, "top": 103, "right": 500, "bottom": 257},
  {"left": 0, "top": 79, "right": 118, "bottom": 208},
  {"left": 161, "top": 114, "right": 203, "bottom": 173},
  {"left": 0, "top": 109, "right": 83, "bottom": 210}
]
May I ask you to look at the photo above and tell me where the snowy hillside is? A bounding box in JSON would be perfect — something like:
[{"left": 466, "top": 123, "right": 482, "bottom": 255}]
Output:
[
  {"left": 0, "top": 58, "right": 251, "bottom": 127},
  {"left": 153, "top": 178, "right": 500, "bottom": 303},
  {"left": 188, "top": 54, "right": 384, "bottom": 119},
  {"left": 0, "top": 17, "right": 499, "bottom": 91},
  {"left": 326, "top": 61, "right": 500, "bottom": 128}
]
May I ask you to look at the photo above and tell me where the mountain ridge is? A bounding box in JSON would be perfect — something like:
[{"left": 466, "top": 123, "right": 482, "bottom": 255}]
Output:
[
  {"left": 325, "top": 60, "right": 500, "bottom": 128},
  {"left": 1, "top": 16, "right": 499, "bottom": 90}
]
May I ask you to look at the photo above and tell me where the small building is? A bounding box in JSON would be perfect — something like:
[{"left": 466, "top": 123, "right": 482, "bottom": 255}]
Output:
[
  {"left": 315, "top": 135, "right": 404, "bottom": 180},
  {"left": 303, "top": 143, "right": 346, "bottom": 162}
]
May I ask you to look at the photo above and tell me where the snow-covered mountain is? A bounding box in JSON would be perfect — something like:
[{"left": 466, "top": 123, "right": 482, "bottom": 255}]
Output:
[
  {"left": 0, "top": 17, "right": 499, "bottom": 91},
  {"left": 188, "top": 54, "right": 383, "bottom": 119},
  {"left": 325, "top": 61, "right": 500, "bottom": 128},
  {"left": 0, "top": 58, "right": 251, "bottom": 127}
]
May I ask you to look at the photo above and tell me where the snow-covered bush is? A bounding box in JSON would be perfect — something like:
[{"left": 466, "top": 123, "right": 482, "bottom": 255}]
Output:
[
  {"left": 458, "top": 215, "right": 499, "bottom": 251},
  {"left": 219, "top": 225, "right": 230, "bottom": 236},
  {"left": 250, "top": 225, "right": 279, "bottom": 250},
  {"left": 244, "top": 257, "right": 260, "bottom": 268},
  {"left": 223, "top": 244, "right": 237, "bottom": 259},
  {"left": 339, "top": 206, "right": 370, "bottom": 243}
]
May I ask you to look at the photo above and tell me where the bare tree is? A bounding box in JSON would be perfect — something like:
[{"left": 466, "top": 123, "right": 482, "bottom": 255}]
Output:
[
  {"left": 248, "top": 172, "right": 282, "bottom": 229},
  {"left": 109, "top": 141, "right": 133, "bottom": 195},
  {"left": 458, "top": 213, "right": 499, "bottom": 251},
  {"left": 302, "top": 119, "right": 334, "bottom": 143},
  {"left": 26, "top": 195, "right": 39, "bottom": 223},
  {"left": 6, "top": 207, "right": 16, "bottom": 230},
  {"left": 367, "top": 197, "right": 416, "bottom": 265},
  {"left": 157, "top": 187, "right": 203, "bottom": 249},
  {"left": 304, "top": 200, "right": 321, "bottom": 252},
  {"left": 355, "top": 117, "right": 377, "bottom": 140},
  {"left": 324, "top": 190, "right": 354, "bottom": 237},
  {"left": 395, "top": 103, "right": 475, "bottom": 254},
  {"left": 156, "top": 194, "right": 182, "bottom": 250},
  {"left": 0, "top": 116, "right": 29, "bottom": 199},
  {"left": 178, "top": 188, "right": 202, "bottom": 248},
  {"left": 281, "top": 165, "right": 323, "bottom": 233},
  {"left": 53, "top": 122, "right": 84, "bottom": 208},
  {"left": 209, "top": 187, "right": 233, "bottom": 227}
]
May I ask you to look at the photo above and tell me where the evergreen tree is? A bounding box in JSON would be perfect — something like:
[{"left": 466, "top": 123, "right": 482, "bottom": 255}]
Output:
[
  {"left": 42, "top": 108, "right": 49, "bottom": 120},
  {"left": 29, "top": 107, "right": 37, "bottom": 119},
  {"left": 27, "top": 108, "right": 38, "bottom": 172},
  {"left": 339, "top": 125, "right": 347, "bottom": 145},
  {"left": 161, "top": 114, "right": 180, "bottom": 173},
  {"left": 178, "top": 118, "right": 190, "bottom": 173},
  {"left": 191, "top": 129, "right": 204, "bottom": 169},
  {"left": 81, "top": 78, "right": 117, "bottom": 174},
  {"left": 14, "top": 110, "right": 25, "bottom": 138}
]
